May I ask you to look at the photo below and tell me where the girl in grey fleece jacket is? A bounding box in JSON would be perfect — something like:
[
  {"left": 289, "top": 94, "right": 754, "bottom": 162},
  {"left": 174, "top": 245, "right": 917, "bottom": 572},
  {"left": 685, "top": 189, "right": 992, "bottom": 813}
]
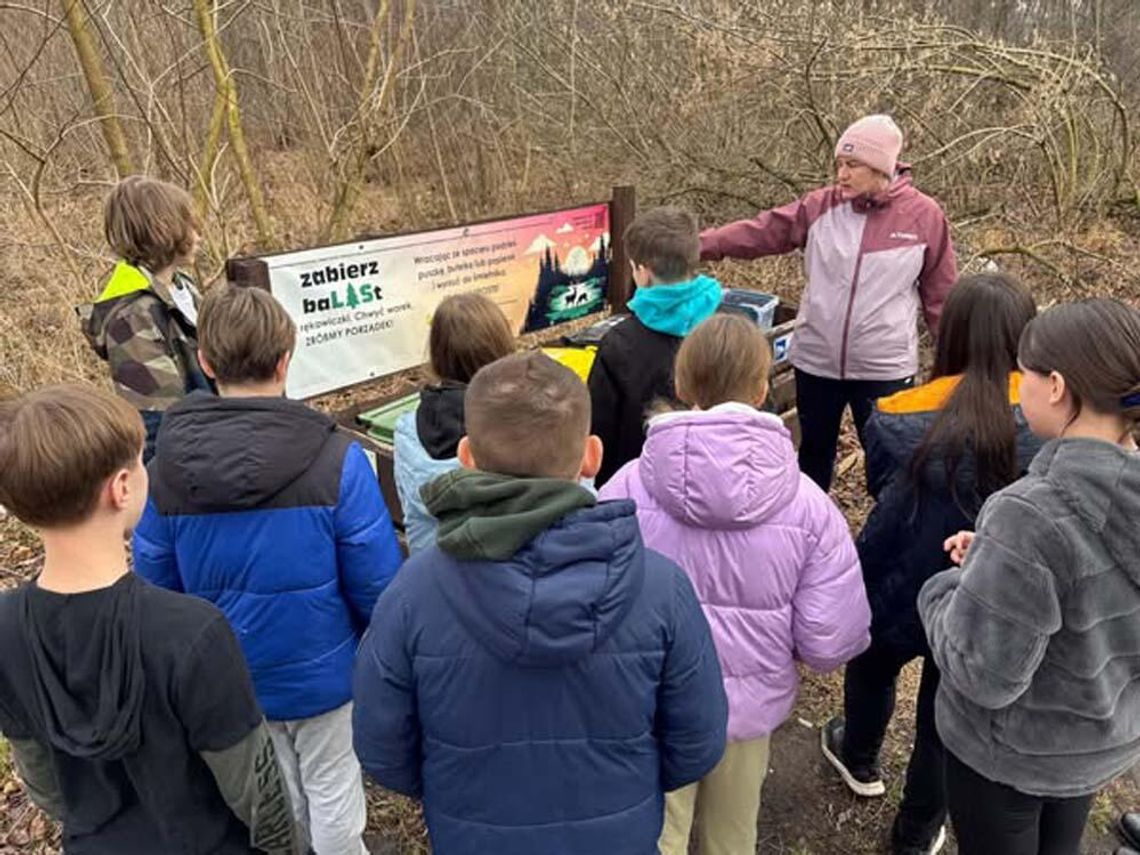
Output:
[{"left": 919, "top": 298, "right": 1140, "bottom": 855}]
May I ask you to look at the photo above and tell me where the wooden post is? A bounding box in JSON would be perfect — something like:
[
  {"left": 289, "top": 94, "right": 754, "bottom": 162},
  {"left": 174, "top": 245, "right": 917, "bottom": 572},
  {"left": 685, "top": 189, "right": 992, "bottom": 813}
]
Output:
[
  {"left": 225, "top": 256, "right": 271, "bottom": 290},
  {"left": 608, "top": 185, "right": 636, "bottom": 313}
]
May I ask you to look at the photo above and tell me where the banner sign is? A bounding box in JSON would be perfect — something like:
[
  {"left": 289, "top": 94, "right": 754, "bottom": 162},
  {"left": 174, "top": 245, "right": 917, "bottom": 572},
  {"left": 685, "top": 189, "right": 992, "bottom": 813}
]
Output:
[{"left": 264, "top": 203, "right": 611, "bottom": 399}]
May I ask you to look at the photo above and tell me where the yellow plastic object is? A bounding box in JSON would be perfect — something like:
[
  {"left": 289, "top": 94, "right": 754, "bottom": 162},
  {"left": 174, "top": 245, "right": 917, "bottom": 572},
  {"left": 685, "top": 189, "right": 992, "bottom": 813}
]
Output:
[{"left": 540, "top": 346, "right": 597, "bottom": 383}]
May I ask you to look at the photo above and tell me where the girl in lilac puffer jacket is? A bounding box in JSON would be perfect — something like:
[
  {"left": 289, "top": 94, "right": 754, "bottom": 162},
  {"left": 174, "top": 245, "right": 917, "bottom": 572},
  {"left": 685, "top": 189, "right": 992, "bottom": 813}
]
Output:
[{"left": 600, "top": 313, "right": 870, "bottom": 855}]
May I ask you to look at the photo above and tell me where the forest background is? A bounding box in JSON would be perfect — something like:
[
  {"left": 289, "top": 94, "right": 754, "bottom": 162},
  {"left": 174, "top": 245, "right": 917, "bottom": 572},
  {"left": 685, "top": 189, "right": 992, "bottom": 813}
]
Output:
[{"left": 2, "top": 1, "right": 1140, "bottom": 852}]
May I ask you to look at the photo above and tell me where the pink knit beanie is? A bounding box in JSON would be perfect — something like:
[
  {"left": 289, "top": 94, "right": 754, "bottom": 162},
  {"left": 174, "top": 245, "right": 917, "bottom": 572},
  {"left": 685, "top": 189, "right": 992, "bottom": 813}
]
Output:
[{"left": 835, "top": 115, "right": 903, "bottom": 177}]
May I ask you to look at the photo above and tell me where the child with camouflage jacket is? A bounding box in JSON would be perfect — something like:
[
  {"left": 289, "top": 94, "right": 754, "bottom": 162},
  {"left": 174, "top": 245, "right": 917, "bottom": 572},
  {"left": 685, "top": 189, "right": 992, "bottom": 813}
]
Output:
[{"left": 78, "top": 177, "right": 213, "bottom": 461}]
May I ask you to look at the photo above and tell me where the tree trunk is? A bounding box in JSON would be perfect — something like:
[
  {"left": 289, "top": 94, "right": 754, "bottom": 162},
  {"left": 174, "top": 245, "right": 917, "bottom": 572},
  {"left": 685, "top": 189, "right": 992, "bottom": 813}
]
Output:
[
  {"left": 191, "top": 0, "right": 273, "bottom": 247},
  {"left": 60, "top": 0, "right": 133, "bottom": 178},
  {"left": 193, "top": 90, "right": 228, "bottom": 220},
  {"left": 323, "top": 0, "right": 417, "bottom": 242}
]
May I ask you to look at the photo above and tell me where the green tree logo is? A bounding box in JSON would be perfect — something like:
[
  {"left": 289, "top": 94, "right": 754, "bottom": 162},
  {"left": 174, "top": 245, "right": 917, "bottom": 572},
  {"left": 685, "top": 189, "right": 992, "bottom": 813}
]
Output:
[{"left": 345, "top": 283, "right": 360, "bottom": 309}]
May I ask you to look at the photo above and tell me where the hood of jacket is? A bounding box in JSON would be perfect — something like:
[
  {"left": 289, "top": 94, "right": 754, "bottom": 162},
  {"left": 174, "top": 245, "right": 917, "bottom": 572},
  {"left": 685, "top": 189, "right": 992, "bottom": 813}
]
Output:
[
  {"left": 421, "top": 469, "right": 646, "bottom": 666},
  {"left": 78, "top": 262, "right": 181, "bottom": 359},
  {"left": 869, "top": 373, "right": 1039, "bottom": 500},
  {"left": 627, "top": 274, "right": 723, "bottom": 337},
  {"left": 1031, "top": 438, "right": 1140, "bottom": 576},
  {"left": 422, "top": 469, "right": 598, "bottom": 561},
  {"left": 152, "top": 391, "right": 336, "bottom": 512},
  {"left": 638, "top": 404, "right": 800, "bottom": 529},
  {"left": 18, "top": 573, "right": 145, "bottom": 760},
  {"left": 416, "top": 382, "right": 467, "bottom": 460}
]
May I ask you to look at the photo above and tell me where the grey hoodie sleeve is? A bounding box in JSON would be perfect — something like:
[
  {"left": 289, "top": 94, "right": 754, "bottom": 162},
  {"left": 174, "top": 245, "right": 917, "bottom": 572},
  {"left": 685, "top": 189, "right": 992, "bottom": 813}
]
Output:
[
  {"left": 918, "top": 493, "right": 1064, "bottom": 710},
  {"left": 174, "top": 615, "right": 304, "bottom": 854},
  {"left": 200, "top": 721, "right": 307, "bottom": 855},
  {"left": 9, "top": 737, "right": 64, "bottom": 819}
]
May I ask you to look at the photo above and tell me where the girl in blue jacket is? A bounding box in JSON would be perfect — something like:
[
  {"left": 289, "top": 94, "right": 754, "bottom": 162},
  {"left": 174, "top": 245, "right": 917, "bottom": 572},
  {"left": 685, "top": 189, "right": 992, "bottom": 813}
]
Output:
[{"left": 393, "top": 294, "right": 515, "bottom": 552}]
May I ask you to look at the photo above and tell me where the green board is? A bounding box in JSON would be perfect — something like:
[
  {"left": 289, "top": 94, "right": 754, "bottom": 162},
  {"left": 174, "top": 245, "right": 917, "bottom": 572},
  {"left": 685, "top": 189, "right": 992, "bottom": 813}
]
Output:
[{"left": 356, "top": 392, "right": 421, "bottom": 445}]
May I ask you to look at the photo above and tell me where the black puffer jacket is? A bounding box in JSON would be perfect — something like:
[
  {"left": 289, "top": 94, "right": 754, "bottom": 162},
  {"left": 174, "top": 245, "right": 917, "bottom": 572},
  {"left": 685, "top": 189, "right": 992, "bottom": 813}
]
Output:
[{"left": 857, "top": 374, "right": 1041, "bottom": 657}]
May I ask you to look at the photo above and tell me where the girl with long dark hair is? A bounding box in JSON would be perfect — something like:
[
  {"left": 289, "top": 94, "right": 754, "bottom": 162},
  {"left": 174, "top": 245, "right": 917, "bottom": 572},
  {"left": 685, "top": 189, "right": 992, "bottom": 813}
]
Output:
[
  {"left": 920, "top": 298, "right": 1140, "bottom": 855},
  {"left": 821, "top": 273, "right": 1040, "bottom": 855}
]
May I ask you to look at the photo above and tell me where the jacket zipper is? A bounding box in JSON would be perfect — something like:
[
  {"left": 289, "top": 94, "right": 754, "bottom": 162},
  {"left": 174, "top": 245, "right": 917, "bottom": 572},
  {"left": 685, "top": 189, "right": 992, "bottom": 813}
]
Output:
[{"left": 838, "top": 246, "right": 866, "bottom": 380}]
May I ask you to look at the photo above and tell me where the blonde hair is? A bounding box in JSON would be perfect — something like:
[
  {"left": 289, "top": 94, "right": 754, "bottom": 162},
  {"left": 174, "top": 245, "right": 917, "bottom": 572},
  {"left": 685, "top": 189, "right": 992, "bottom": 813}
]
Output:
[
  {"left": 675, "top": 314, "right": 772, "bottom": 408},
  {"left": 198, "top": 286, "right": 297, "bottom": 385},
  {"left": 104, "top": 176, "right": 200, "bottom": 272},
  {"left": 0, "top": 385, "right": 145, "bottom": 527}
]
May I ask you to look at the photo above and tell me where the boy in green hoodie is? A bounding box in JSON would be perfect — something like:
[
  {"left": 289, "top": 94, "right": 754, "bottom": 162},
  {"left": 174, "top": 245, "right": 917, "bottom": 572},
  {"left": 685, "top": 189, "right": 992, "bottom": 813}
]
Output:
[
  {"left": 0, "top": 385, "right": 302, "bottom": 854},
  {"left": 586, "top": 206, "right": 723, "bottom": 486}
]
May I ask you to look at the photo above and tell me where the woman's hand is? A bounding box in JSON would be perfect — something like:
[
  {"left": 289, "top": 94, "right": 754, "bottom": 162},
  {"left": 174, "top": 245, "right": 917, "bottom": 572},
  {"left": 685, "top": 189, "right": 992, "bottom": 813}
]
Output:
[{"left": 943, "top": 531, "right": 975, "bottom": 566}]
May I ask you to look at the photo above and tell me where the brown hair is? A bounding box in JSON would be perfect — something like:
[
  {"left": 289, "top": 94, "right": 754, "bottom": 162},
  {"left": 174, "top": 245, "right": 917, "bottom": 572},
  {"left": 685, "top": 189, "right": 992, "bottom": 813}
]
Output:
[
  {"left": 429, "top": 294, "right": 516, "bottom": 384},
  {"left": 0, "top": 385, "right": 145, "bottom": 527},
  {"left": 465, "top": 351, "right": 590, "bottom": 478},
  {"left": 674, "top": 313, "right": 772, "bottom": 409},
  {"left": 911, "top": 273, "right": 1037, "bottom": 500},
  {"left": 1018, "top": 297, "right": 1140, "bottom": 428},
  {"left": 624, "top": 206, "right": 700, "bottom": 283},
  {"left": 104, "top": 176, "right": 200, "bottom": 273},
  {"left": 198, "top": 285, "right": 297, "bottom": 385}
]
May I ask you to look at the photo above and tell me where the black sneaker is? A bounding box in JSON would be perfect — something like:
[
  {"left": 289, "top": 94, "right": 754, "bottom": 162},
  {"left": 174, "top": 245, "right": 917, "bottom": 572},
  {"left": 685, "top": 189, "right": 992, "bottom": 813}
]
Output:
[
  {"left": 1122, "top": 813, "right": 1140, "bottom": 850},
  {"left": 820, "top": 716, "right": 886, "bottom": 797}
]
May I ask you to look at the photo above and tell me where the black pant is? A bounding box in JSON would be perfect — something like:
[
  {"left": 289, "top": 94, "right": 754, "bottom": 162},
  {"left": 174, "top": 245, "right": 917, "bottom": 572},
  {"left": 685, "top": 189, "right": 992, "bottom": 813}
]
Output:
[
  {"left": 794, "top": 369, "right": 912, "bottom": 491},
  {"left": 945, "top": 751, "right": 1093, "bottom": 855},
  {"left": 843, "top": 643, "right": 946, "bottom": 851}
]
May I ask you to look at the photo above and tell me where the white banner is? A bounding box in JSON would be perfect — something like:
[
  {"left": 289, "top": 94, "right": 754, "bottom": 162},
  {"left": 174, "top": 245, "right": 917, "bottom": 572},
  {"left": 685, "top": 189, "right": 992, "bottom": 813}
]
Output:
[{"left": 264, "top": 203, "right": 610, "bottom": 399}]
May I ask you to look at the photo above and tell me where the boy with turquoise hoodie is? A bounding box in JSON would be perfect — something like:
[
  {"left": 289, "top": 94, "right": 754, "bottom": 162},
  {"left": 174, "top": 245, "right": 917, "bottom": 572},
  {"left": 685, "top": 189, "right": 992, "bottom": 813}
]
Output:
[{"left": 588, "top": 206, "right": 723, "bottom": 485}]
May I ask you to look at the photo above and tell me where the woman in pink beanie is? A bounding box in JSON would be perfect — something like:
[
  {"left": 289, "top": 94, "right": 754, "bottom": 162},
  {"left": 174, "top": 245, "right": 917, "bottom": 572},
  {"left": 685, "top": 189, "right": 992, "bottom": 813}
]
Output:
[{"left": 701, "top": 114, "right": 958, "bottom": 493}]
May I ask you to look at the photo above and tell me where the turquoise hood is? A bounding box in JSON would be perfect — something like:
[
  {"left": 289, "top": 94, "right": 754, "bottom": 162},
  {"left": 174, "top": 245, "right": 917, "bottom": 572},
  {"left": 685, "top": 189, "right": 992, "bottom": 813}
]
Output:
[{"left": 628, "top": 275, "right": 723, "bottom": 337}]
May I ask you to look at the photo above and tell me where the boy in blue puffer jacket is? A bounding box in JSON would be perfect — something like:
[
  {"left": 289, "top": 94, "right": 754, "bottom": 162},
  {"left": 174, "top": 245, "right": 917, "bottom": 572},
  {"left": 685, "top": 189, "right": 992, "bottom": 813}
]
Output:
[
  {"left": 133, "top": 285, "right": 403, "bottom": 855},
  {"left": 354, "top": 351, "right": 728, "bottom": 855}
]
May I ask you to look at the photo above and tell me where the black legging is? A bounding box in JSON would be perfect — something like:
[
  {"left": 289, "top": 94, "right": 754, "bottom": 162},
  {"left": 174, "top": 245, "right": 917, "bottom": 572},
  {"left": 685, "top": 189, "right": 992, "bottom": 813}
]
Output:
[
  {"left": 945, "top": 751, "right": 1093, "bottom": 855},
  {"left": 794, "top": 369, "right": 912, "bottom": 491},
  {"left": 843, "top": 644, "right": 946, "bottom": 850}
]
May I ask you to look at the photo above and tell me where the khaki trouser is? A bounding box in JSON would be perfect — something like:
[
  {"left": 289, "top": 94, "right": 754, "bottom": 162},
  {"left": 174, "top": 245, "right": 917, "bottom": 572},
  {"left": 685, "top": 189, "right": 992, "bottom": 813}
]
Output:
[{"left": 658, "top": 736, "right": 771, "bottom": 855}]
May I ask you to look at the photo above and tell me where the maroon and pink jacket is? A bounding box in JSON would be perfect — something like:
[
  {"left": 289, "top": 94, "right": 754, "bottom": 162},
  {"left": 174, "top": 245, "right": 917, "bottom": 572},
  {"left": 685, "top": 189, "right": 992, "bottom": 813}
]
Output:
[{"left": 700, "top": 168, "right": 957, "bottom": 381}]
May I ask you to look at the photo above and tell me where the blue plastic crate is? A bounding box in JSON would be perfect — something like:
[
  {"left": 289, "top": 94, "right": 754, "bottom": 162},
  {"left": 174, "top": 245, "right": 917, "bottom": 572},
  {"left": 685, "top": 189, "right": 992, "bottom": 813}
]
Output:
[{"left": 719, "top": 289, "right": 780, "bottom": 331}]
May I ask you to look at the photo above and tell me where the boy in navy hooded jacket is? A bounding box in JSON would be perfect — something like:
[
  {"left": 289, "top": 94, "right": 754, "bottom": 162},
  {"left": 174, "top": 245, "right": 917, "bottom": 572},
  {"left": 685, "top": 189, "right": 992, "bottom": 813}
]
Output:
[
  {"left": 134, "top": 286, "right": 402, "bottom": 855},
  {"left": 353, "top": 351, "right": 727, "bottom": 855}
]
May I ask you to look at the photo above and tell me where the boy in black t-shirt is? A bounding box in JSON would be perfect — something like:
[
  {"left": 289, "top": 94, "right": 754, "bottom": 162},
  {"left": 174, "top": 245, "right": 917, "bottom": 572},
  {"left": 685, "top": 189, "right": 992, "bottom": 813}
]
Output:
[{"left": 0, "top": 385, "right": 302, "bottom": 855}]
